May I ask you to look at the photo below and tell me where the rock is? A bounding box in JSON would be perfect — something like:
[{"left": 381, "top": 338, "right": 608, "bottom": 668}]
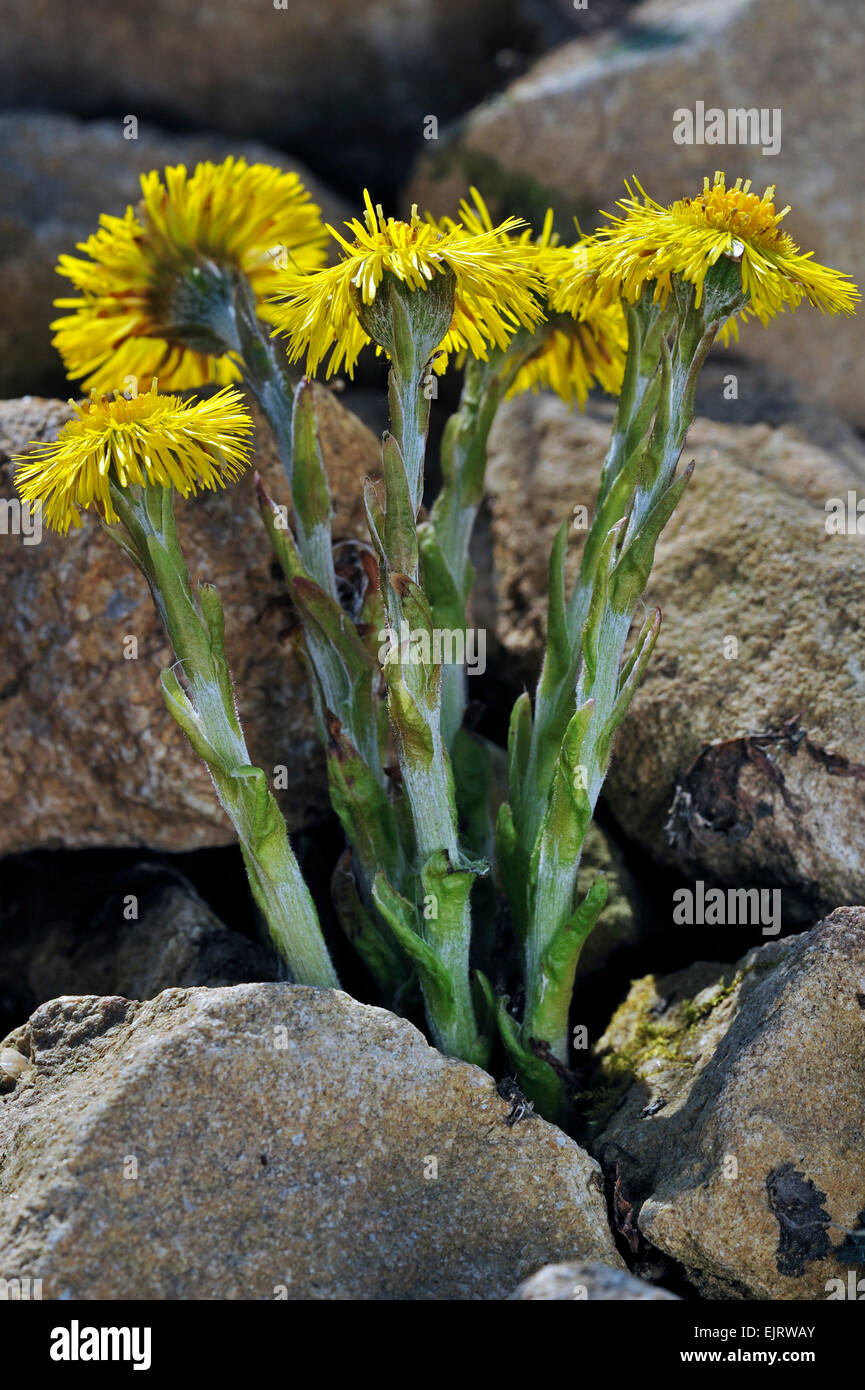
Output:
[
  {"left": 0, "top": 864, "right": 278, "bottom": 1025},
  {"left": 481, "top": 392, "right": 865, "bottom": 921},
  {"left": 0, "top": 113, "right": 351, "bottom": 396},
  {"left": 0, "top": 387, "right": 380, "bottom": 853},
  {"left": 409, "top": 0, "right": 865, "bottom": 427},
  {"left": 0, "top": 3, "right": 525, "bottom": 198},
  {"left": 590, "top": 908, "right": 865, "bottom": 1300},
  {"left": 0, "top": 985, "right": 621, "bottom": 1299},
  {"left": 511, "top": 1260, "right": 680, "bottom": 1299}
]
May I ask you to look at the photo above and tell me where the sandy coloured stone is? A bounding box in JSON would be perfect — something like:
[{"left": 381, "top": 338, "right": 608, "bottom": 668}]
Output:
[{"left": 0, "top": 984, "right": 622, "bottom": 1299}]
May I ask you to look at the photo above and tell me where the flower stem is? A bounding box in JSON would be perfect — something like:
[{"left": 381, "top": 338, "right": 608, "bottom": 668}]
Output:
[
  {"left": 503, "top": 268, "right": 748, "bottom": 1118},
  {"left": 424, "top": 332, "right": 545, "bottom": 748},
  {"left": 210, "top": 273, "right": 417, "bottom": 1005},
  {"left": 107, "top": 478, "right": 339, "bottom": 989},
  {"left": 357, "top": 271, "right": 490, "bottom": 1067}
]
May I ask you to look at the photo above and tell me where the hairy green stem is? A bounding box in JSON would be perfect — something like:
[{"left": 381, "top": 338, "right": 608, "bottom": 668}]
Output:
[
  {"left": 424, "top": 335, "right": 539, "bottom": 748},
  {"left": 358, "top": 271, "right": 490, "bottom": 1066},
  {"left": 504, "top": 266, "right": 749, "bottom": 1117},
  {"left": 107, "top": 478, "right": 339, "bottom": 988},
  {"left": 516, "top": 298, "right": 668, "bottom": 853}
]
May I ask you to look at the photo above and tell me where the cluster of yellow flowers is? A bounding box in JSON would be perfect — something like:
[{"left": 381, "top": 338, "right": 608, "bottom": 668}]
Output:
[{"left": 15, "top": 160, "right": 858, "bottom": 532}]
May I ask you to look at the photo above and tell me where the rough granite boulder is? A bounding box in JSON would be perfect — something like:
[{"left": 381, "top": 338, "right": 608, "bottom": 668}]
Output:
[
  {"left": 0, "top": 388, "right": 380, "bottom": 853},
  {"left": 0, "top": 985, "right": 622, "bottom": 1299},
  {"left": 590, "top": 908, "right": 865, "bottom": 1300},
  {"left": 481, "top": 393, "right": 865, "bottom": 921},
  {"left": 409, "top": 0, "right": 865, "bottom": 427},
  {"left": 0, "top": 113, "right": 350, "bottom": 396}
]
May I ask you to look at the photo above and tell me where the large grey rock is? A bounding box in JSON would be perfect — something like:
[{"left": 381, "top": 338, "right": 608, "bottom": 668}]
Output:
[
  {"left": 0, "top": 387, "right": 380, "bottom": 853},
  {"left": 409, "top": 0, "right": 865, "bottom": 426},
  {"left": 0, "top": 985, "right": 622, "bottom": 1299},
  {"left": 512, "top": 1260, "right": 680, "bottom": 1299},
  {"left": 0, "top": 2, "right": 523, "bottom": 196},
  {"left": 591, "top": 908, "right": 865, "bottom": 1300},
  {"left": 481, "top": 393, "right": 865, "bottom": 921},
  {"left": 0, "top": 113, "right": 349, "bottom": 396}
]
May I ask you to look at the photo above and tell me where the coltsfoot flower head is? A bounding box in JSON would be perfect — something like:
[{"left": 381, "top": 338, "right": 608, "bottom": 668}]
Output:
[
  {"left": 438, "top": 189, "right": 627, "bottom": 405},
  {"left": 505, "top": 312, "right": 627, "bottom": 406},
  {"left": 269, "top": 190, "right": 545, "bottom": 377},
  {"left": 53, "top": 158, "right": 329, "bottom": 393},
  {"left": 14, "top": 385, "right": 253, "bottom": 533},
  {"left": 555, "top": 172, "right": 859, "bottom": 329}
]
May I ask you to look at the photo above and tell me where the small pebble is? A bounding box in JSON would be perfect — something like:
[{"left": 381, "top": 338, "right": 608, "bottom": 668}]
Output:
[{"left": 0, "top": 1047, "right": 29, "bottom": 1082}]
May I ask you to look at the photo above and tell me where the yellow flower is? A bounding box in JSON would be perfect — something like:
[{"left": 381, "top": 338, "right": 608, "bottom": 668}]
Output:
[
  {"left": 505, "top": 313, "right": 627, "bottom": 407},
  {"left": 435, "top": 189, "right": 627, "bottom": 405},
  {"left": 53, "top": 159, "right": 329, "bottom": 393},
  {"left": 14, "top": 385, "right": 253, "bottom": 533},
  {"left": 555, "top": 172, "right": 859, "bottom": 329},
  {"left": 269, "top": 190, "right": 545, "bottom": 377}
]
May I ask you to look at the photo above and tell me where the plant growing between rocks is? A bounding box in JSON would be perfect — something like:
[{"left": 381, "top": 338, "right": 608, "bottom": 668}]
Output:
[{"left": 14, "top": 161, "right": 857, "bottom": 1122}]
